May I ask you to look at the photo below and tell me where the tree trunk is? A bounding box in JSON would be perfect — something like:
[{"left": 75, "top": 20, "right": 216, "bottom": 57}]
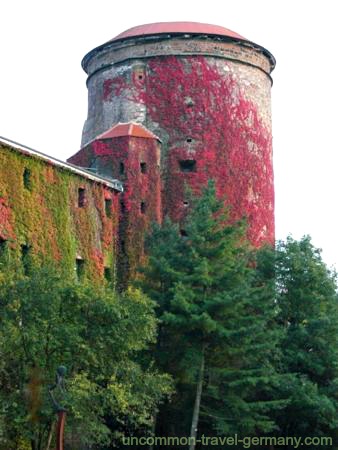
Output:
[
  {"left": 45, "top": 421, "right": 55, "bottom": 450},
  {"left": 189, "top": 345, "right": 205, "bottom": 450}
]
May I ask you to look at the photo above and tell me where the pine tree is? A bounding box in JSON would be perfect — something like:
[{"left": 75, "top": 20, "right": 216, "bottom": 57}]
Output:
[
  {"left": 274, "top": 236, "right": 338, "bottom": 446},
  {"left": 139, "top": 182, "right": 283, "bottom": 443}
]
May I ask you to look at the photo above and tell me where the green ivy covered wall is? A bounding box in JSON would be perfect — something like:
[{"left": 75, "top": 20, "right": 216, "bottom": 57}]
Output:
[{"left": 0, "top": 141, "right": 120, "bottom": 283}]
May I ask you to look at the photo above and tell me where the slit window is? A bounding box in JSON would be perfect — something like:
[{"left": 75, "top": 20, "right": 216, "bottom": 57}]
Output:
[
  {"left": 104, "top": 267, "right": 112, "bottom": 282},
  {"left": 119, "top": 162, "right": 125, "bottom": 175},
  {"left": 120, "top": 240, "right": 125, "bottom": 253},
  {"left": 0, "top": 238, "right": 7, "bottom": 258},
  {"left": 186, "top": 138, "right": 192, "bottom": 143},
  {"left": 140, "top": 162, "right": 147, "bottom": 174},
  {"left": 23, "top": 168, "right": 32, "bottom": 190},
  {"left": 140, "top": 202, "right": 146, "bottom": 214},
  {"left": 120, "top": 201, "right": 126, "bottom": 213},
  {"left": 21, "top": 244, "right": 30, "bottom": 275},
  {"left": 75, "top": 258, "right": 85, "bottom": 281},
  {"left": 179, "top": 160, "right": 196, "bottom": 172},
  {"left": 105, "top": 198, "right": 112, "bottom": 217},
  {"left": 78, "top": 188, "right": 86, "bottom": 207}
]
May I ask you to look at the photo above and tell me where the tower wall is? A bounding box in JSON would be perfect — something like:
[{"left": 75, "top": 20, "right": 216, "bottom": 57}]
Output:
[
  {"left": 82, "top": 36, "right": 273, "bottom": 147},
  {"left": 79, "top": 26, "right": 275, "bottom": 246}
]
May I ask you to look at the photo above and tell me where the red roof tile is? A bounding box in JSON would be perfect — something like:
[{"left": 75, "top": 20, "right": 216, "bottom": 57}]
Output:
[
  {"left": 111, "top": 22, "right": 246, "bottom": 42},
  {"left": 97, "top": 123, "right": 161, "bottom": 141}
]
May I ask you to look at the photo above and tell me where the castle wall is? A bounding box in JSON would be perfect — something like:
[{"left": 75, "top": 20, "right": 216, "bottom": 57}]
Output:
[{"left": 0, "top": 139, "right": 120, "bottom": 283}]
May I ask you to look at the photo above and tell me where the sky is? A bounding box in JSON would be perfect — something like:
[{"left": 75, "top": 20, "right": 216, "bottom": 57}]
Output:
[{"left": 0, "top": 0, "right": 337, "bottom": 268}]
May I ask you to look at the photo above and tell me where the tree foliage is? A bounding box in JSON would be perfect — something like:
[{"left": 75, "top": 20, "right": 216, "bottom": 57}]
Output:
[
  {"left": 2, "top": 187, "right": 338, "bottom": 450},
  {"left": 274, "top": 236, "right": 338, "bottom": 445},
  {"left": 0, "top": 267, "right": 172, "bottom": 450},
  {"left": 138, "top": 182, "right": 283, "bottom": 440}
]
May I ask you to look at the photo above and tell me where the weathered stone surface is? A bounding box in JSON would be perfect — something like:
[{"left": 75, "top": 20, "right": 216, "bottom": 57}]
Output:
[{"left": 75, "top": 24, "right": 275, "bottom": 247}]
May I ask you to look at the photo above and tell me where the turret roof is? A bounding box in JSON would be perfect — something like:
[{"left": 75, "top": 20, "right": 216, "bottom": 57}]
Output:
[
  {"left": 111, "top": 22, "right": 246, "bottom": 42},
  {"left": 82, "top": 22, "right": 275, "bottom": 74},
  {"left": 97, "top": 122, "right": 161, "bottom": 142}
]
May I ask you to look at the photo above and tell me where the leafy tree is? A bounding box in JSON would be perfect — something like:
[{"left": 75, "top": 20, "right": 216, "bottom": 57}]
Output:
[
  {"left": 139, "top": 182, "right": 283, "bottom": 445},
  {"left": 0, "top": 266, "right": 172, "bottom": 450},
  {"left": 274, "top": 236, "right": 338, "bottom": 447}
]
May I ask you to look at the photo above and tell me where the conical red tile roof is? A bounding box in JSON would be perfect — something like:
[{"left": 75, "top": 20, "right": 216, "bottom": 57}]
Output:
[{"left": 97, "top": 123, "right": 161, "bottom": 141}]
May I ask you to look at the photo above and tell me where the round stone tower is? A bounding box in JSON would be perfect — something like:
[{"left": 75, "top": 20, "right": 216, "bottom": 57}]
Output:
[{"left": 80, "top": 22, "right": 276, "bottom": 246}]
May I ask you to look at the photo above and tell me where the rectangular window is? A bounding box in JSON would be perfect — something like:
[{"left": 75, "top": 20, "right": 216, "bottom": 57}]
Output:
[
  {"left": 23, "top": 168, "right": 32, "bottom": 190},
  {"left": 120, "top": 240, "right": 125, "bottom": 253},
  {"left": 0, "top": 238, "right": 7, "bottom": 259},
  {"left": 78, "top": 188, "right": 86, "bottom": 207},
  {"left": 105, "top": 198, "right": 112, "bottom": 218},
  {"left": 179, "top": 160, "right": 196, "bottom": 172},
  {"left": 104, "top": 267, "right": 112, "bottom": 282},
  {"left": 140, "top": 162, "right": 147, "bottom": 174},
  {"left": 75, "top": 258, "right": 85, "bottom": 281},
  {"left": 119, "top": 162, "right": 125, "bottom": 175},
  {"left": 140, "top": 202, "right": 146, "bottom": 214},
  {"left": 21, "top": 244, "right": 30, "bottom": 275}
]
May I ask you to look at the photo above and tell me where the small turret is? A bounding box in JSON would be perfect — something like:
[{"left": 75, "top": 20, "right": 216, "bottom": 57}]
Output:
[{"left": 68, "top": 122, "right": 162, "bottom": 284}]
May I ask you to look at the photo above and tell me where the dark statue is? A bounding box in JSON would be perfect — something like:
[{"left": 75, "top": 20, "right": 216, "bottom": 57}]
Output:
[{"left": 49, "top": 365, "right": 67, "bottom": 412}]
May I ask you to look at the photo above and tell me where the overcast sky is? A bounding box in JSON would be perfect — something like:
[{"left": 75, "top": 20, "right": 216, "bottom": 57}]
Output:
[{"left": 1, "top": 0, "right": 337, "bottom": 267}]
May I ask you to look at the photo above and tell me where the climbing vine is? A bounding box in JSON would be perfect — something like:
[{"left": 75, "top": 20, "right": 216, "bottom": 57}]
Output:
[
  {"left": 0, "top": 144, "right": 119, "bottom": 282},
  {"left": 71, "top": 136, "right": 161, "bottom": 284},
  {"left": 103, "top": 56, "right": 274, "bottom": 246},
  {"left": 69, "top": 135, "right": 161, "bottom": 283}
]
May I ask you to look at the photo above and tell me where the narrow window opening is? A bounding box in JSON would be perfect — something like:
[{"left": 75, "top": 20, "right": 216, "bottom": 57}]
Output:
[
  {"left": 140, "top": 202, "right": 146, "bottom": 214},
  {"left": 120, "top": 201, "right": 126, "bottom": 213},
  {"left": 186, "top": 138, "right": 192, "bottom": 143},
  {"left": 23, "top": 168, "right": 32, "bottom": 190},
  {"left": 120, "top": 240, "right": 125, "bottom": 253},
  {"left": 78, "top": 188, "right": 86, "bottom": 207},
  {"left": 104, "top": 267, "right": 112, "bottom": 282},
  {"left": 105, "top": 198, "right": 112, "bottom": 217},
  {"left": 179, "top": 160, "right": 196, "bottom": 173},
  {"left": 119, "top": 162, "right": 125, "bottom": 175},
  {"left": 75, "top": 258, "right": 85, "bottom": 281},
  {"left": 21, "top": 244, "right": 30, "bottom": 275},
  {"left": 138, "top": 74, "right": 144, "bottom": 80},
  {"left": 0, "top": 238, "right": 7, "bottom": 258},
  {"left": 140, "top": 162, "right": 147, "bottom": 174}
]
